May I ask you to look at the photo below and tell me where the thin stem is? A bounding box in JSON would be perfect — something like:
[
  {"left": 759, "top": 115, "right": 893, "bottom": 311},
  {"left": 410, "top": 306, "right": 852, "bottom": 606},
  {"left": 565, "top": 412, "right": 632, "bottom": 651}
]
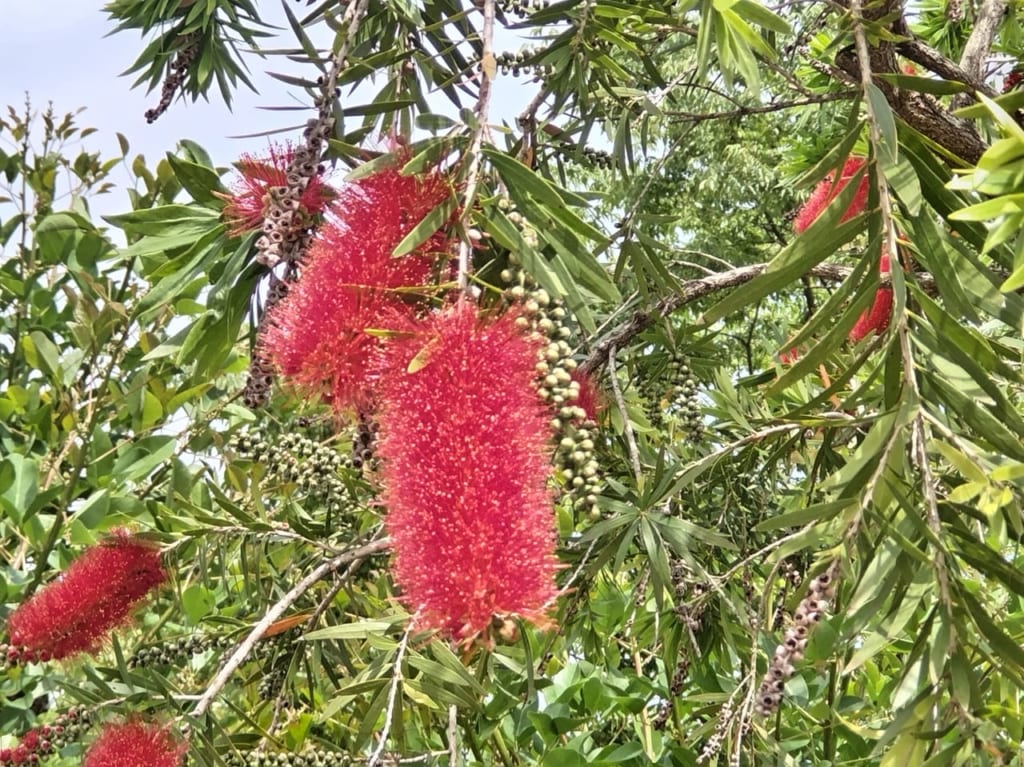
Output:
[
  {"left": 457, "top": 0, "right": 496, "bottom": 294},
  {"left": 367, "top": 624, "right": 412, "bottom": 767}
]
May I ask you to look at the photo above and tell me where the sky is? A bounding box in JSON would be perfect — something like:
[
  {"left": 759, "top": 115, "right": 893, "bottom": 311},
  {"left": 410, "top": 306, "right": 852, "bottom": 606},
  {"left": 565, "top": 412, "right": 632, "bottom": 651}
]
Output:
[{"left": 0, "top": 1, "right": 534, "bottom": 216}]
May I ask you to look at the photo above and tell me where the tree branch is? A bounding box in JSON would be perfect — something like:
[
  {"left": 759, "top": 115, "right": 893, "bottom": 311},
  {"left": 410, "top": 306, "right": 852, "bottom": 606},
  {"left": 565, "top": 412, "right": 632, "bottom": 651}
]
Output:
[
  {"left": 662, "top": 92, "right": 857, "bottom": 122},
  {"left": 458, "top": 0, "right": 496, "bottom": 294},
  {"left": 579, "top": 263, "right": 865, "bottom": 375},
  {"left": 959, "top": 0, "right": 1008, "bottom": 82},
  {"left": 190, "top": 537, "right": 391, "bottom": 720}
]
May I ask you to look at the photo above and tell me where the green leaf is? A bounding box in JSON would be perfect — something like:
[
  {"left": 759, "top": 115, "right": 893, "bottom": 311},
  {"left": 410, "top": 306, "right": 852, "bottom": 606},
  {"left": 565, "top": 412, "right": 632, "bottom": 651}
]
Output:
[
  {"left": 0, "top": 455, "right": 39, "bottom": 523},
  {"left": 391, "top": 196, "right": 456, "bottom": 257}
]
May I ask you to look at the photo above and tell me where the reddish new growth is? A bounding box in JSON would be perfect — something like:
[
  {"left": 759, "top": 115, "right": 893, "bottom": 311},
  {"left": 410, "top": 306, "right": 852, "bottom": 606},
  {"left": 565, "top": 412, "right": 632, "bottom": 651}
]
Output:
[
  {"left": 849, "top": 251, "right": 893, "bottom": 342},
  {"left": 793, "top": 157, "right": 869, "bottom": 234},
  {"left": 83, "top": 721, "right": 186, "bottom": 767},
  {"left": 1004, "top": 69, "right": 1024, "bottom": 93},
  {"left": 262, "top": 166, "right": 453, "bottom": 414},
  {"left": 376, "top": 301, "right": 560, "bottom": 642},
  {"left": 6, "top": 531, "right": 166, "bottom": 663},
  {"left": 220, "top": 144, "right": 333, "bottom": 236}
]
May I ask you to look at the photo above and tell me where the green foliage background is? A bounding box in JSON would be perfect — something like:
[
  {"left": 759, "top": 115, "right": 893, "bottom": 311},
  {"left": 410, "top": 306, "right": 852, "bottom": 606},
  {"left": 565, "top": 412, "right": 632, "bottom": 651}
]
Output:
[{"left": 4, "top": 0, "right": 1024, "bottom": 765}]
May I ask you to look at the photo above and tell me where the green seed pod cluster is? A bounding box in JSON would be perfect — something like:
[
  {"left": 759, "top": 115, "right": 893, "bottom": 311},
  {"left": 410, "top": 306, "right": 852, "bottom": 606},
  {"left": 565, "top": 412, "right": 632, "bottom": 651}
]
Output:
[
  {"left": 230, "top": 429, "right": 358, "bottom": 519},
  {"left": 257, "top": 661, "right": 289, "bottom": 701},
  {"left": 494, "top": 50, "right": 553, "bottom": 78},
  {"left": 223, "top": 748, "right": 351, "bottom": 767},
  {"left": 559, "top": 144, "right": 615, "bottom": 170},
  {"left": 127, "top": 633, "right": 233, "bottom": 669},
  {"left": 665, "top": 352, "right": 703, "bottom": 440},
  {"left": 503, "top": 0, "right": 552, "bottom": 18},
  {"left": 641, "top": 352, "right": 703, "bottom": 440}
]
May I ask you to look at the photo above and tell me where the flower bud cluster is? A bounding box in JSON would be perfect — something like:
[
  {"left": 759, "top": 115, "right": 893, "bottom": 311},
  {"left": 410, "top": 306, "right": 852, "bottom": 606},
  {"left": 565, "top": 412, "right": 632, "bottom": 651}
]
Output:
[
  {"left": 128, "top": 633, "right": 233, "bottom": 669},
  {"left": 755, "top": 561, "right": 839, "bottom": 716},
  {"left": 223, "top": 748, "right": 350, "bottom": 767},
  {"left": 500, "top": 269, "right": 603, "bottom": 518},
  {"left": 496, "top": 197, "right": 540, "bottom": 249},
  {"left": 144, "top": 33, "right": 200, "bottom": 123},
  {"left": 230, "top": 429, "right": 358, "bottom": 521},
  {"left": 351, "top": 414, "right": 380, "bottom": 472},
  {"left": 0, "top": 707, "right": 94, "bottom": 766}
]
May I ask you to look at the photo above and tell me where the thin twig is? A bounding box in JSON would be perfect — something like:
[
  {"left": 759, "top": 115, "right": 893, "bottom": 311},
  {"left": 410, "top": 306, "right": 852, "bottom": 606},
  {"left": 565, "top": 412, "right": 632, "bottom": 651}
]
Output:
[
  {"left": 457, "top": 0, "right": 497, "bottom": 293},
  {"left": 850, "top": 0, "right": 900, "bottom": 266},
  {"left": 190, "top": 537, "right": 391, "bottom": 719},
  {"left": 662, "top": 91, "right": 856, "bottom": 122},
  {"left": 368, "top": 624, "right": 413, "bottom": 767},
  {"left": 608, "top": 346, "right": 642, "bottom": 482},
  {"left": 447, "top": 704, "right": 459, "bottom": 767}
]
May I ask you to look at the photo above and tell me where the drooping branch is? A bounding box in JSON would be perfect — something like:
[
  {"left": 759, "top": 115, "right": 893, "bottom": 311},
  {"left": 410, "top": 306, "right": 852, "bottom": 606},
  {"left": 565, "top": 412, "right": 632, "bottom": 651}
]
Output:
[
  {"left": 579, "top": 263, "right": 941, "bottom": 375},
  {"left": 580, "top": 263, "right": 853, "bottom": 375}
]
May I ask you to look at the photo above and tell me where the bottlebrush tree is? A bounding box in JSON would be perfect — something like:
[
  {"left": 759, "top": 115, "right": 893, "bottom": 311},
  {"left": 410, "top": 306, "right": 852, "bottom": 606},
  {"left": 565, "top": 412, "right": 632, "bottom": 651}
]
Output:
[{"left": 2, "top": 0, "right": 1024, "bottom": 765}]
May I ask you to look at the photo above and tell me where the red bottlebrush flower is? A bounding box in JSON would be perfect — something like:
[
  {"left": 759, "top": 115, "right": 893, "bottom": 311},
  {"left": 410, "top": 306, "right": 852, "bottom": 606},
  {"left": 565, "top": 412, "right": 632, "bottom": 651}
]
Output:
[
  {"left": 570, "top": 370, "right": 605, "bottom": 423},
  {"left": 793, "top": 157, "right": 869, "bottom": 234},
  {"left": 376, "top": 301, "right": 560, "bottom": 642},
  {"left": 849, "top": 251, "right": 893, "bottom": 342},
  {"left": 6, "top": 531, "right": 166, "bottom": 662},
  {"left": 778, "top": 347, "right": 801, "bottom": 365},
  {"left": 262, "top": 165, "right": 454, "bottom": 414},
  {"left": 219, "top": 144, "right": 333, "bottom": 236},
  {"left": 83, "top": 721, "right": 186, "bottom": 767},
  {"left": 1004, "top": 68, "right": 1024, "bottom": 94}
]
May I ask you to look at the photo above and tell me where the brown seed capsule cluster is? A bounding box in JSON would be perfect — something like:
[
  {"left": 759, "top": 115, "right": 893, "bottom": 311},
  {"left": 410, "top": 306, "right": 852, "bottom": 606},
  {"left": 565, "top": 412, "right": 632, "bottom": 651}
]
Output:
[
  {"left": 244, "top": 71, "right": 338, "bottom": 407},
  {"left": 0, "top": 707, "right": 94, "bottom": 766},
  {"left": 144, "top": 32, "right": 200, "bottom": 123},
  {"left": 670, "top": 558, "right": 707, "bottom": 632},
  {"left": 242, "top": 270, "right": 299, "bottom": 409},
  {"left": 350, "top": 412, "right": 379, "bottom": 472},
  {"left": 223, "top": 748, "right": 350, "bottom": 767},
  {"left": 697, "top": 697, "right": 734, "bottom": 765},
  {"left": 755, "top": 561, "right": 839, "bottom": 716},
  {"left": 652, "top": 656, "right": 691, "bottom": 730},
  {"left": 230, "top": 429, "right": 359, "bottom": 522}
]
